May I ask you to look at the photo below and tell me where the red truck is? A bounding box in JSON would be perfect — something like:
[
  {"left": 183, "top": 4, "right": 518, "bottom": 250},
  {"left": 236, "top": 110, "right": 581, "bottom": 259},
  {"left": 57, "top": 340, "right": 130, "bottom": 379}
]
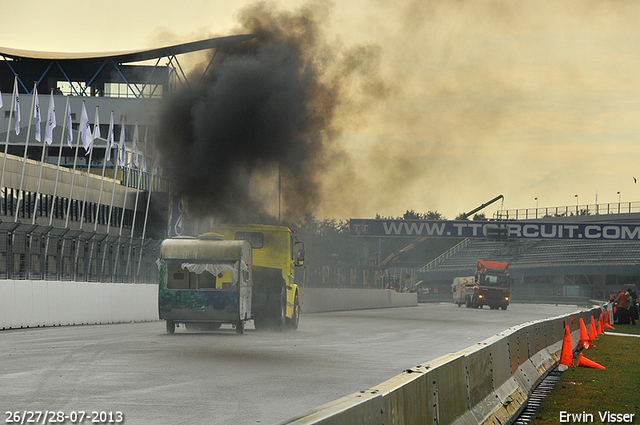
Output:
[{"left": 472, "top": 260, "right": 510, "bottom": 310}]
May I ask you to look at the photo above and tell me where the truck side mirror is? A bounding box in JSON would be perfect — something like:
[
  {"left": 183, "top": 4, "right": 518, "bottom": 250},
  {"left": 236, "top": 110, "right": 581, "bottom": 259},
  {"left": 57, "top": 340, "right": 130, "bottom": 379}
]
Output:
[{"left": 295, "top": 242, "right": 305, "bottom": 266}]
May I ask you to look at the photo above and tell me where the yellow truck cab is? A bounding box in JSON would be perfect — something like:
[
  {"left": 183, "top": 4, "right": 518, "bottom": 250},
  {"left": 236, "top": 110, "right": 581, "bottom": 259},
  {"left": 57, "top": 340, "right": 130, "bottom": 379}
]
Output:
[{"left": 209, "top": 223, "right": 304, "bottom": 331}]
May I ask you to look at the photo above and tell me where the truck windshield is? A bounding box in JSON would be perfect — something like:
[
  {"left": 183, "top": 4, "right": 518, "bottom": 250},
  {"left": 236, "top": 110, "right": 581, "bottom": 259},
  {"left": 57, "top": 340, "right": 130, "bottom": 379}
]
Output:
[
  {"left": 480, "top": 274, "right": 510, "bottom": 287},
  {"left": 166, "top": 261, "right": 240, "bottom": 290}
]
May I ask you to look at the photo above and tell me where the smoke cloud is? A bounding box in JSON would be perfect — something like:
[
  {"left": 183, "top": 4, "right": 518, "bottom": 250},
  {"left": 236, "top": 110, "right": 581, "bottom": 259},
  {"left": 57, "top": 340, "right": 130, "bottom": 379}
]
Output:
[{"left": 156, "top": 1, "right": 387, "bottom": 222}]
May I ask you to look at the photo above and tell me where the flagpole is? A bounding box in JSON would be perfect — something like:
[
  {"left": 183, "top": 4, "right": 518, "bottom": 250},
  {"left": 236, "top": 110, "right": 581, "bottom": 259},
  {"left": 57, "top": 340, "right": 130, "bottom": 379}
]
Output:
[
  {"left": 130, "top": 126, "right": 147, "bottom": 282},
  {"left": 113, "top": 164, "right": 131, "bottom": 282},
  {"left": 136, "top": 129, "right": 154, "bottom": 283},
  {"left": 93, "top": 109, "right": 113, "bottom": 232},
  {"left": 49, "top": 96, "right": 70, "bottom": 226},
  {"left": 65, "top": 100, "right": 86, "bottom": 229},
  {"left": 32, "top": 89, "right": 55, "bottom": 224},
  {"left": 86, "top": 110, "right": 114, "bottom": 281},
  {"left": 0, "top": 75, "right": 18, "bottom": 211},
  {"left": 100, "top": 117, "right": 124, "bottom": 281},
  {"left": 113, "top": 122, "right": 133, "bottom": 282},
  {"left": 15, "top": 82, "right": 38, "bottom": 222},
  {"left": 125, "top": 123, "right": 143, "bottom": 282},
  {"left": 79, "top": 106, "right": 98, "bottom": 230},
  {"left": 43, "top": 95, "right": 70, "bottom": 280}
]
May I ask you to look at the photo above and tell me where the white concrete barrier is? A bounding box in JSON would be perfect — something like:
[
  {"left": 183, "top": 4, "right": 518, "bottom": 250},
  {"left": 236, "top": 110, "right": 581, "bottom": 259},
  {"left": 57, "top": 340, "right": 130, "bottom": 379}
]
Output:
[
  {"left": 300, "top": 288, "right": 418, "bottom": 313},
  {"left": 0, "top": 283, "right": 416, "bottom": 330},
  {"left": 0, "top": 280, "right": 159, "bottom": 329},
  {"left": 282, "top": 306, "right": 604, "bottom": 425}
]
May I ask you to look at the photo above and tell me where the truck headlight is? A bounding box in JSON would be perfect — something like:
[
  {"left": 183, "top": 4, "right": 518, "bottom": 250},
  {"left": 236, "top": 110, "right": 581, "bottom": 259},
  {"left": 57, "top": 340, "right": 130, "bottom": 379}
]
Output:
[
  {"left": 478, "top": 295, "right": 483, "bottom": 299},
  {"left": 505, "top": 297, "right": 509, "bottom": 301}
]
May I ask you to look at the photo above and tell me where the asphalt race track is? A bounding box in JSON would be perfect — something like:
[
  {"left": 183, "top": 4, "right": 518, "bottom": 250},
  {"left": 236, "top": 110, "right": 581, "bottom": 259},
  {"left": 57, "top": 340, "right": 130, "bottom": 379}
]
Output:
[{"left": 0, "top": 302, "right": 583, "bottom": 425}]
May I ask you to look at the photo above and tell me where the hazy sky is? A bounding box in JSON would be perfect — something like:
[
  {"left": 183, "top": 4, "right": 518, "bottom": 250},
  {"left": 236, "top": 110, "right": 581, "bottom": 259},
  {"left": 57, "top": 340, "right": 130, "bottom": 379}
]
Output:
[{"left": 3, "top": 0, "right": 640, "bottom": 220}]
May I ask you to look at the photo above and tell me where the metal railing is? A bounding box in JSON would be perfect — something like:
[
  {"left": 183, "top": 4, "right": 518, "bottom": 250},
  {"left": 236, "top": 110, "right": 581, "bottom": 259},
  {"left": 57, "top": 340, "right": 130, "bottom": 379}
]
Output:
[
  {"left": 418, "top": 238, "right": 471, "bottom": 272},
  {"left": 0, "top": 223, "right": 160, "bottom": 283},
  {"left": 494, "top": 201, "right": 640, "bottom": 220}
]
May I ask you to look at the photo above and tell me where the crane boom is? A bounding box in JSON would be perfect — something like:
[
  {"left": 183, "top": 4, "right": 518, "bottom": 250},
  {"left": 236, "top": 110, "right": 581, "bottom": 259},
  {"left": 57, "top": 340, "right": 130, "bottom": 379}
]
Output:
[{"left": 380, "top": 195, "right": 505, "bottom": 268}]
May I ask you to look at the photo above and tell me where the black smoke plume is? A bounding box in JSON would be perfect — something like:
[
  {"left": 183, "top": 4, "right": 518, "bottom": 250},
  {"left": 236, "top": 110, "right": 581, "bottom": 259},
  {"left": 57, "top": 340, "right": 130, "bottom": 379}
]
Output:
[{"left": 156, "top": 1, "right": 381, "bottom": 223}]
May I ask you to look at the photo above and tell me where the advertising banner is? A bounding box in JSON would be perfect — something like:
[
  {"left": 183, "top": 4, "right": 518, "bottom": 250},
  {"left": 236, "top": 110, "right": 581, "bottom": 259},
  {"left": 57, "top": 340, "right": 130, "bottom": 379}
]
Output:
[{"left": 349, "top": 219, "right": 640, "bottom": 241}]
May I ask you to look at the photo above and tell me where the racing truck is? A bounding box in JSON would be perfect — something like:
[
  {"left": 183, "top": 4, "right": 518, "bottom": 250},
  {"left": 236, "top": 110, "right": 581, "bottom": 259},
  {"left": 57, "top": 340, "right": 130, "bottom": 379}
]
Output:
[
  {"left": 159, "top": 224, "right": 305, "bottom": 333},
  {"left": 209, "top": 223, "right": 304, "bottom": 331},
  {"left": 452, "top": 276, "right": 475, "bottom": 307},
  {"left": 471, "top": 260, "right": 510, "bottom": 310},
  {"left": 158, "top": 234, "right": 253, "bottom": 334}
]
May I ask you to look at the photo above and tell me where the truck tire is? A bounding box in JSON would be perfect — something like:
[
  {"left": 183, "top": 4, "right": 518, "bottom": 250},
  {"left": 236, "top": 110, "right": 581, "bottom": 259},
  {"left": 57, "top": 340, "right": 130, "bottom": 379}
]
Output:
[
  {"left": 286, "top": 295, "right": 300, "bottom": 330},
  {"left": 235, "top": 321, "right": 245, "bottom": 335},
  {"left": 166, "top": 320, "right": 175, "bottom": 334},
  {"left": 501, "top": 305, "right": 508, "bottom": 310},
  {"left": 272, "top": 285, "right": 286, "bottom": 332}
]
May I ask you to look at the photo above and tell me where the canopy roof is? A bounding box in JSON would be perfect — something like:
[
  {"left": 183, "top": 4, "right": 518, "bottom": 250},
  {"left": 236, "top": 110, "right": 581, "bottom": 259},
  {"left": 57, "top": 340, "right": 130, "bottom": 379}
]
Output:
[{"left": 0, "top": 34, "right": 255, "bottom": 63}]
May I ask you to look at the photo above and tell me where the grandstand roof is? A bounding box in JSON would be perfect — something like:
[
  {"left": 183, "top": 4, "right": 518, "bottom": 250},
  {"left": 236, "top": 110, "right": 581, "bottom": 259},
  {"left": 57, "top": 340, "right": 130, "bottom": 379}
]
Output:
[{"left": 0, "top": 34, "right": 256, "bottom": 63}]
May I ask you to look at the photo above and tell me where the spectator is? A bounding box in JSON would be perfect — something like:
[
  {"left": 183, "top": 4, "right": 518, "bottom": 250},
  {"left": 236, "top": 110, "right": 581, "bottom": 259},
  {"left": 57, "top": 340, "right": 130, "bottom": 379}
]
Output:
[{"left": 615, "top": 290, "right": 628, "bottom": 324}]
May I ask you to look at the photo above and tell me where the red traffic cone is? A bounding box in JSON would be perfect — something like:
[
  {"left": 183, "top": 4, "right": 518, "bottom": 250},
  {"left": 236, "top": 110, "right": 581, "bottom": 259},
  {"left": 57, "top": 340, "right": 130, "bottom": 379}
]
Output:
[
  {"left": 604, "top": 310, "right": 615, "bottom": 330},
  {"left": 558, "top": 326, "right": 573, "bottom": 370},
  {"left": 589, "top": 317, "right": 597, "bottom": 341},
  {"left": 579, "top": 318, "right": 593, "bottom": 349},
  {"left": 576, "top": 353, "right": 606, "bottom": 370}
]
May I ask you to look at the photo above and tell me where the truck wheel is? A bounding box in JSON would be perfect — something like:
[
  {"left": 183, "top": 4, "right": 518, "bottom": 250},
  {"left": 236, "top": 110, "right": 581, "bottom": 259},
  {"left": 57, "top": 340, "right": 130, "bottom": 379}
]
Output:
[
  {"left": 235, "top": 321, "right": 245, "bottom": 335},
  {"left": 457, "top": 302, "right": 461, "bottom": 308},
  {"left": 286, "top": 295, "right": 300, "bottom": 330},
  {"left": 501, "top": 305, "right": 508, "bottom": 310},
  {"left": 166, "top": 320, "right": 175, "bottom": 334},
  {"left": 273, "top": 286, "right": 286, "bottom": 332}
]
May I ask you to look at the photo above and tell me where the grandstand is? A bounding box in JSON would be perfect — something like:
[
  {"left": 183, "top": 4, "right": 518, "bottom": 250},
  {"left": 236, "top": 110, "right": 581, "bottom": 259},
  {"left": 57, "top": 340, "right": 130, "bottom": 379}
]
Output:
[{"left": 417, "top": 218, "right": 640, "bottom": 302}]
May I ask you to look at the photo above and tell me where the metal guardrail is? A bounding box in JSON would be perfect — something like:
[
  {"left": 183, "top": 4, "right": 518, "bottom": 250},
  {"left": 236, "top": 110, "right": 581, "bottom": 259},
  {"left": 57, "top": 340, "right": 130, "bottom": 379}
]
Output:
[
  {"left": 494, "top": 201, "right": 640, "bottom": 220},
  {"left": 0, "top": 223, "right": 160, "bottom": 283}
]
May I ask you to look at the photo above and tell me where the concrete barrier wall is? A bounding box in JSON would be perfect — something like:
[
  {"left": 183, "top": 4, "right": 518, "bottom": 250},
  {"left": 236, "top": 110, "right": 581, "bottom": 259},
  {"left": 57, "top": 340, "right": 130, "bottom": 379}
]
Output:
[
  {"left": 0, "top": 283, "right": 416, "bottom": 330},
  {"left": 0, "top": 280, "right": 158, "bottom": 329},
  {"left": 282, "top": 306, "right": 603, "bottom": 425},
  {"left": 300, "top": 288, "right": 418, "bottom": 313}
]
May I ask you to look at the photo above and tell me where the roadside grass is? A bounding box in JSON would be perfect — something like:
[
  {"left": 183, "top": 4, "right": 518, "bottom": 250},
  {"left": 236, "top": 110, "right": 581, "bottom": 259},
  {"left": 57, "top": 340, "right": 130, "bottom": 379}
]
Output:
[{"left": 529, "top": 324, "right": 640, "bottom": 425}]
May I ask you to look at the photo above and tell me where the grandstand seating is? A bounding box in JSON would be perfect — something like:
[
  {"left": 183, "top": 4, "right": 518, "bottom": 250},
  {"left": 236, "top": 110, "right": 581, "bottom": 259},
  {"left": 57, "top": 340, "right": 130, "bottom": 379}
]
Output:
[{"left": 421, "top": 238, "right": 640, "bottom": 272}]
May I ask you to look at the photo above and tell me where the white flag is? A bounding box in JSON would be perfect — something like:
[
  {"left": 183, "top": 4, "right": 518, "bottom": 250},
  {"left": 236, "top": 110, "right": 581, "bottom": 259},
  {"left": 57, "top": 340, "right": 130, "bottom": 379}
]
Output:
[
  {"left": 87, "top": 106, "right": 100, "bottom": 155},
  {"left": 66, "top": 102, "right": 73, "bottom": 147},
  {"left": 44, "top": 92, "right": 56, "bottom": 145},
  {"left": 106, "top": 110, "right": 114, "bottom": 161},
  {"left": 80, "top": 102, "right": 91, "bottom": 151},
  {"left": 133, "top": 122, "right": 139, "bottom": 167},
  {"left": 93, "top": 107, "right": 101, "bottom": 140},
  {"left": 118, "top": 121, "right": 126, "bottom": 167},
  {"left": 34, "top": 90, "right": 41, "bottom": 142},
  {"left": 14, "top": 78, "right": 20, "bottom": 135}
]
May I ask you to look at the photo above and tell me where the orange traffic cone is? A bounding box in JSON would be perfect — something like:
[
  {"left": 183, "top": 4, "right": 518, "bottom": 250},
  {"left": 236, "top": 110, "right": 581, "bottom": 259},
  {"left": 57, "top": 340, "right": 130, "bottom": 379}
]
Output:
[
  {"left": 558, "top": 326, "right": 573, "bottom": 370},
  {"left": 576, "top": 353, "right": 606, "bottom": 370},
  {"left": 571, "top": 317, "right": 575, "bottom": 324},
  {"left": 604, "top": 310, "right": 615, "bottom": 330},
  {"left": 597, "top": 319, "right": 603, "bottom": 335},
  {"left": 579, "top": 318, "right": 593, "bottom": 349},
  {"left": 589, "top": 317, "right": 597, "bottom": 341}
]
